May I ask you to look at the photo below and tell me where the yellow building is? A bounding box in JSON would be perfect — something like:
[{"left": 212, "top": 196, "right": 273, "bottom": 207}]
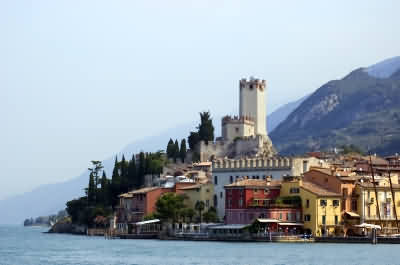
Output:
[
  {"left": 356, "top": 182, "right": 400, "bottom": 234},
  {"left": 177, "top": 182, "right": 215, "bottom": 211},
  {"left": 281, "top": 177, "right": 342, "bottom": 236}
]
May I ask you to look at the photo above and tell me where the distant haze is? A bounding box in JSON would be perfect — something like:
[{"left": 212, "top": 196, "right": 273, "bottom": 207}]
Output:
[{"left": 1, "top": 0, "right": 400, "bottom": 200}]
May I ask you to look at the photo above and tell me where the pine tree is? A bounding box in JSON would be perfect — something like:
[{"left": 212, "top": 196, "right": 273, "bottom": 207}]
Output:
[
  {"left": 166, "top": 138, "right": 174, "bottom": 159},
  {"left": 180, "top": 139, "right": 187, "bottom": 163},
  {"left": 174, "top": 139, "right": 180, "bottom": 163},
  {"left": 127, "top": 154, "right": 137, "bottom": 190}
]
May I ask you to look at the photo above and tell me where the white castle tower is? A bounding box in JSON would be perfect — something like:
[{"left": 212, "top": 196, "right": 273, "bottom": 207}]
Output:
[{"left": 239, "top": 77, "right": 267, "bottom": 136}]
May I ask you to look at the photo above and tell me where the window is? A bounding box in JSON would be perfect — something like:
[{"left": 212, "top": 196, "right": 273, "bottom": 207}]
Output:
[
  {"left": 290, "top": 188, "right": 300, "bottom": 194},
  {"left": 264, "top": 188, "right": 269, "bottom": 194},
  {"left": 333, "top": 200, "right": 340, "bottom": 207},
  {"left": 304, "top": 215, "right": 311, "bottom": 222},
  {"left": 254, "top": 189, "right": 259, "bottom": 193},
  {"left": 228, "top": 199, "right": 232, "bottom": 208},
  {"left": 230, "top": 176, "right": 233, "bottom": 184},
  {"left": 206, "top": 200, "right": 210, "bottom": 208},
  {"left": 335, "top": 215, "right": 339, "bottom": 225},
  {"left": 214, "top": 195, "right": 218, "bottom": 208},
  {"left": 306, "top": 199, "right": 310, "bottom": 208},
  {"left": 341, "top": 199, "right": 346, "bottom": 211},
  {"left": 286, "top": 213, "right": 289, "bottom": 221},
  {"left": 320, "top": 200, "right": 327, "bottom": 207},
  {"left": 351, "top": 199, "right": 358, "bottom": 211},
  {"left": 235, "top": 127, "right": 239, "bottom": 133},
  {"left": 239, "top": 199, "right": 243, "bottom": 208},
  {"left": 322, "top": 215, "right": 326, "bottom": 225},
  {"left": 220, "top": 192, "right": 223, "bottom": 199},
  {"left": 263, "top": 175, "right": 266, "bottom": 180},
  {"left": 214, "top": 176, "right": 218, "bottom": 185},
  {"left": 279, "top": 213, "right": 283, "bottom": 220},
  {"left": 342, "top": 188, "right": 348, "bottom": 197}
]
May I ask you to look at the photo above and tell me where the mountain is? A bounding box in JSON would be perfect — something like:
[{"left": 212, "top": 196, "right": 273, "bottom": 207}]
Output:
[
  {"left": 270, "top": 57, "right": 400, "bottom": 155},
  {"left": 267, "top": 95, "right": 309, "bottom": 133}
]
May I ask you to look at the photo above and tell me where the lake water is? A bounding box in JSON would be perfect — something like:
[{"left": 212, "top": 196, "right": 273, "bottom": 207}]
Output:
[{"left": 1, "top": 225, "right": 399, "bottom": 265}]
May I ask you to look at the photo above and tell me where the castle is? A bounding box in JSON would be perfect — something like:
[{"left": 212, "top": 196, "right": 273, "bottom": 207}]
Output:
[{"left": 198, "top": 77, "right": 276, "bottom": 161}]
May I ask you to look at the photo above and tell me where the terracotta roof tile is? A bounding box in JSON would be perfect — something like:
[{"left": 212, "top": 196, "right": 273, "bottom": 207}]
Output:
[{"left": 301, "top": 181, "right": 341, "bottom": 197}]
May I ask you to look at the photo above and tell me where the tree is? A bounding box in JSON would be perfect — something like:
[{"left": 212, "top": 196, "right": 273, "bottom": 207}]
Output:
[
  {"left": 166, "top": 138, "right": 174, "bottom": 159},
  {"left": 180, "top": 139, "right": 187, "bottom": 163},
  {"left": 195, "top": 201, "right": 205, "bottom": 223},
  {"left": 155, "top": 193, "right": 186, "bottom": 222},
  {"left": 120, "top": 155, "right": 129, "bottom": 194},
  {"left": 111, "top": 156, "right": 121, "bottom": 208},
  {"left": 87, "top": 172, "right": 96, "bottom": 206},
  {"left": 173, "top": 139, "right": 180, "bottom": 163},
  {"left": 188, "top": 131, "right": 200, "bottom": 150},
  {"left": 88, "top": 161, "right": 104, "bottom": 188},
  {"left": 127, "top": 154, "right": 137, "bottom": 190},
  {"left": 99, "top": 171, "right": 110, "bottom": 207},
  {"left": 198, "top": 111, "right": 214, "bottom": 144},
  {"left": 137, "top": 152, "right": 146, "bottom": 187},
  {"left": 203, "top": 207, "right": 219, "bottom": 223}
]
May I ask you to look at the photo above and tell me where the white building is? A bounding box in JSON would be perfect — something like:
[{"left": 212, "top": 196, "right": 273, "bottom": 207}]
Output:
[{"left": 212, "top": 156, "right": 324, "bottom": 219}]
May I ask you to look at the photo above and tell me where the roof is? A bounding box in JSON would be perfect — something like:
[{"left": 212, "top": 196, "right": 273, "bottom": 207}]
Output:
[
  {"left": 308, "top": 167, "right": 332, "bottom": 176},
  {"left": 177, "top": 184, "right": 202, "bottom": 190},
  {"left": 193, "top": 162, "right": 212, "bottom": 167},
  {"left": 301, "top": 181, "right": 341, "bottom": 197},
  {"left": 135, "top": 219, "right": 160, "bottom": 226},
  {"left": 357, "top": 183, "right": 400, "bottom": 190},
  {"left": 345, "top": 212, "right": 360, "bottom": 218},
  {"left": 129, "top": 187, "right": 161, "bottom": 195},
  {"left": 361, "top": 156, "right": 389, "bottom": 166},
  {"left": 225, "top": 179, "right": 281, "bottom": 188}
]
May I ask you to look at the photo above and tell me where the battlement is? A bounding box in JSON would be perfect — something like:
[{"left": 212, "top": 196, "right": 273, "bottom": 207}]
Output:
[
  {"left": 213, "top": 157, "right": 293, "bottom": 171},
  {"left": 222, "top": 115, "right": 255, "bottom": 125},
  {"left": 239, "top": 77, "right": 266, "bottom": 91}
]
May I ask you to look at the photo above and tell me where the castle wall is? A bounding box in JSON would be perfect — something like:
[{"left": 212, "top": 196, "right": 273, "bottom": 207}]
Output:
[{"left": 222, "top": 120, "right": 255, "bottom": 141}]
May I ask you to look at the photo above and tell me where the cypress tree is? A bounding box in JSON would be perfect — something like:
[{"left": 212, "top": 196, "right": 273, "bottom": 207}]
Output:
[
  {"left": 120, "top": 155, "right": 129, "bottom": 194},
  {"left": 128, "top": 154, "right": 137, "bottom": 190},
  {"left": 166, "top": 138, "right": 174, "bottom": 159},
  {"left": 138, "top": 152, "right": 146, "bottom": 187},
  {"left": 100, "top": 171, "right": 109, "bottom": 207},
  {"left": 111, "top": 156, "right": 120, "bottom": 207},
  {"left": 180, "top": 139, "right": 187, "bottom": 163},
  {"left": 87, "top": 172, "right": 96, "bottom": 206},
  {"left": 174, "top": 139, "right": 180, "bottom": 163}
]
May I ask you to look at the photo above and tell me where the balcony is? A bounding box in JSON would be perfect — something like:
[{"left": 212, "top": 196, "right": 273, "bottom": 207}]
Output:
[{"left": 365, "top": 215, "right": 398, "bottom": 221}]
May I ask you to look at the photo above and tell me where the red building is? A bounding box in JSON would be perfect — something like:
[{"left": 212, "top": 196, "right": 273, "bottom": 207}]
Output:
[{"left": 224, "top": 179, "right": 302, "bottom": 225}]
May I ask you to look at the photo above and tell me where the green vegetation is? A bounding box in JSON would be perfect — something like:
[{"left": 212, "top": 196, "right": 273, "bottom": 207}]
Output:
[
  {"left": 188, "top": 111, "right": 215, "bottom": 149},
  {"left": 66, "top": 152, "right": 167, "bottom": 227}
]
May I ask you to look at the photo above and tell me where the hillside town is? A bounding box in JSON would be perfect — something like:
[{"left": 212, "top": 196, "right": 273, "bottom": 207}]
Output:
[{"left": 68, "top": 77, "right": 400, "bottom": 243}]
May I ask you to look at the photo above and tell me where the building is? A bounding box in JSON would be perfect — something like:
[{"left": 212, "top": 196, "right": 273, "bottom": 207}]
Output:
[
  {"left": 176, "top": 182, "right": 215, "bottom": 213},
  {"left": 197, "top": 77, "right": 276, "bottom": 162},
  {"left": 280, "top": 177, "right": 342, "bottom": 236},
  {"left": 212, "top": 156, "right": 323, "bottom": 219},
  {"left": 355, "top": 180, "right": 400, "bottom": 235}
]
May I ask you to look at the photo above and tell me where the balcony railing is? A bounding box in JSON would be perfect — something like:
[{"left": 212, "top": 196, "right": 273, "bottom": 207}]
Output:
[{"left": 365, "top": 215, "right": 398, "bottom": 221}]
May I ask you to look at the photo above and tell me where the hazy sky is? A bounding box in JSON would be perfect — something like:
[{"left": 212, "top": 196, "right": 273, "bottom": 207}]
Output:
[{"left": 1, "top": 0, "right": 399, "bottom": 200}]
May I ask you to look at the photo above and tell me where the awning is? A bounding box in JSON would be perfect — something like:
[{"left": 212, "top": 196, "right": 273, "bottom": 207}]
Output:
[
  {"left": 135, "top": 219, "right": 161, "bottom": 226},
  {"left": 354, "top": 223, "right": 381, "bottom": 230},
  {"left": 345, "top": 212, "right": 360, "bottom": 218},
  {"left": 209, "top": 224, "right": 250, "bottom": 230},
  {"left": 256, "top": 218, "right": 281, "bottom": 223},
  {"left": 278, "top": 223, "right": 304, "bottom": 226}
]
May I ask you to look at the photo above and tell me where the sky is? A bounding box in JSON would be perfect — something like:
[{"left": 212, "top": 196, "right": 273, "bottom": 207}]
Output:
[{"left": 1, "top": 0, "right": 399, "bottom": 200}]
